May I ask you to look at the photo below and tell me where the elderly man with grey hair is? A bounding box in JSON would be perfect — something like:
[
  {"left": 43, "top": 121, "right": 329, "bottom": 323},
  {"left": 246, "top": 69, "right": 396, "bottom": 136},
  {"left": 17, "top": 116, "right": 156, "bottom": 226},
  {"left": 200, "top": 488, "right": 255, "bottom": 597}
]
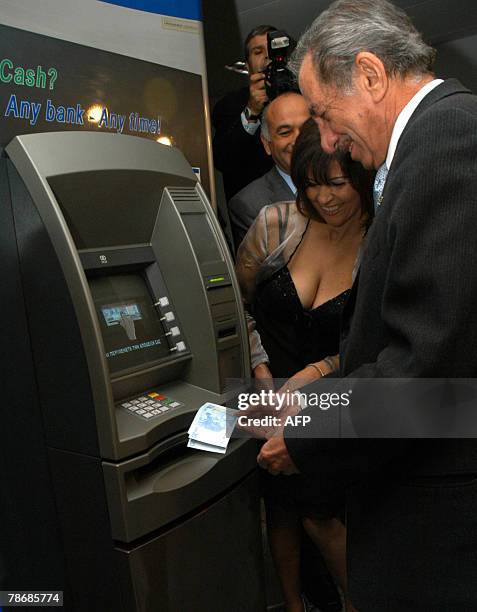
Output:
[
  {"left": 255, "top": 0, "right": 477, "bottom": 609},
  {"left": 228, "top": 91, "right": 309, "bottom": 250}
]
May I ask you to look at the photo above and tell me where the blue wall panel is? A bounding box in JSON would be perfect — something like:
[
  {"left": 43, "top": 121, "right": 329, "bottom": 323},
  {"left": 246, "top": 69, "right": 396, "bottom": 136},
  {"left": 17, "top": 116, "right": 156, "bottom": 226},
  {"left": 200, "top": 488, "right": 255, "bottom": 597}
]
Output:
[{"left": 99, "top": 0, "right": 202, "bottom": 21}]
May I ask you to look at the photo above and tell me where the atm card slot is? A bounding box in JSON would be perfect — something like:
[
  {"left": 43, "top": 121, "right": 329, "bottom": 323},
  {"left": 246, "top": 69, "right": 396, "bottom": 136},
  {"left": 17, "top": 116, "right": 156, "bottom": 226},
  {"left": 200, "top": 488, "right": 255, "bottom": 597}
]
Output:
[{"left": 217, "top": 325, "right": 237, "bottom": 340}]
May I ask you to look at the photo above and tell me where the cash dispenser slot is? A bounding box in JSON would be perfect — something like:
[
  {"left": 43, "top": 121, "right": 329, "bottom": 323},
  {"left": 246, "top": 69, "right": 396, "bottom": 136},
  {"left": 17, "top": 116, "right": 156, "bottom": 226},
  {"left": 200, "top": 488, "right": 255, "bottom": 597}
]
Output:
[{"left": 102, "top": 432, "right": 256, "bottom": 543}]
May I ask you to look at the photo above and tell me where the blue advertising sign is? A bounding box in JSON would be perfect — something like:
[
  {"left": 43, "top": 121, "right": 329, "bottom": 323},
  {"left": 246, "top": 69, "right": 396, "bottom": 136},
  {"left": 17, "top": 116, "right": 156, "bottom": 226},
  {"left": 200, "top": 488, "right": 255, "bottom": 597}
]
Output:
[{"left": 99, "top": 0, "right": 202, "bottom": 20}]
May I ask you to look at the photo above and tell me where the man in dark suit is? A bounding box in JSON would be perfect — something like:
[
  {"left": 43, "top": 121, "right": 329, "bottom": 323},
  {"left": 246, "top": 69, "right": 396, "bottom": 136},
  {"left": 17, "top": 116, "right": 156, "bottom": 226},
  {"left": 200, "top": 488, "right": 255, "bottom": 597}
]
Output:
[
  {"left": 256, "top": 0, "right": 477, "bottom": 609},
  {"left": 228, "top": 91, "right": 309, "bottom": 249},
  {"left": 212, "top": 25, "right": 276, "bottom": 202}
]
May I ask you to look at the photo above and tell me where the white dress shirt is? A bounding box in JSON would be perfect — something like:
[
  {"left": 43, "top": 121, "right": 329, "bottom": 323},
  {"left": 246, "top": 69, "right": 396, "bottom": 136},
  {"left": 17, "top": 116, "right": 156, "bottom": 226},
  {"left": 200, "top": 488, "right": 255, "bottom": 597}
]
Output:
[
  {"left": 240, "top": 110, "right": 261, "bottom": 135},
  {"left": 386, "top": 78, "right": 444, "bottom": 171}
]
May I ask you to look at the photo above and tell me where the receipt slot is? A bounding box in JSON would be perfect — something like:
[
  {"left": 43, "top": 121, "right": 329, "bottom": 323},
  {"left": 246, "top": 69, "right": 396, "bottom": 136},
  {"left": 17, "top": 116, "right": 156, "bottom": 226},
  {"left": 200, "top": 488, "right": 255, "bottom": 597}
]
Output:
[{"left": 0, "top": 132, "right": 264, "bottom": 611}]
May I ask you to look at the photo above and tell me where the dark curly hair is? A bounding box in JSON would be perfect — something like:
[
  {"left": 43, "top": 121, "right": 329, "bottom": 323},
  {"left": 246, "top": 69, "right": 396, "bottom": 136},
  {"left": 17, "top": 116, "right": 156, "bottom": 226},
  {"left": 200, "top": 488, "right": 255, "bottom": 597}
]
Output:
[{"left": 291, "top": 118, "right": 375, "bottom": 226}]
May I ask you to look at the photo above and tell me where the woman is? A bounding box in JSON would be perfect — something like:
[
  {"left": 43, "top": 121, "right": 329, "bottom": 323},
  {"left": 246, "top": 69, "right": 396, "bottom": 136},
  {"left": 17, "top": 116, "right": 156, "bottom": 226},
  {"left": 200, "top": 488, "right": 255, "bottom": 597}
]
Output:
[{"left": 236, "top": 118, "right": 374, "bottom": 612}]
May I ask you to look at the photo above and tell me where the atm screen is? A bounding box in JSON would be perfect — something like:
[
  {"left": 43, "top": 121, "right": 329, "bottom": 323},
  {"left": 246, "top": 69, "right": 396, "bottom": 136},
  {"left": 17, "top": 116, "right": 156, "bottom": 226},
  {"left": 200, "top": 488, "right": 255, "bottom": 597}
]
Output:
[{"left": 89, "top": 274, "right": 170, "bottom": 374}]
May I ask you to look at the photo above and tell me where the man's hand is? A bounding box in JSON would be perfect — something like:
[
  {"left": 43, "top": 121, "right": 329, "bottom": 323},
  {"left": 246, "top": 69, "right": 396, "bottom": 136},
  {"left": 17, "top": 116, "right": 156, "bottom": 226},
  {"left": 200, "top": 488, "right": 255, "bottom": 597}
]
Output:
[
  {"left": 277, "top": 364, "right": 322, "bottom": 394},
  {"left": 257, "top": 435, "right": 299, "bottom": 476},
  {"left": 248, "top": 72, "right": 268, "bottom": 116}
]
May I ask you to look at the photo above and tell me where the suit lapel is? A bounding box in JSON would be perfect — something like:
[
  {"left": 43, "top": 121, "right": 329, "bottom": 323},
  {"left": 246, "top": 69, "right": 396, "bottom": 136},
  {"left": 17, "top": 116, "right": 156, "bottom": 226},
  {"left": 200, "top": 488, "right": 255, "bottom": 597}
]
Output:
[
  {"left": 375, "top": 80, "right": 470, "bottom": 214},
  {"left": 266, "top": 166, "right": 295, "bottom": 202},
  {"left": 396, "top": 79, "right": 470, "bottom": 157}
]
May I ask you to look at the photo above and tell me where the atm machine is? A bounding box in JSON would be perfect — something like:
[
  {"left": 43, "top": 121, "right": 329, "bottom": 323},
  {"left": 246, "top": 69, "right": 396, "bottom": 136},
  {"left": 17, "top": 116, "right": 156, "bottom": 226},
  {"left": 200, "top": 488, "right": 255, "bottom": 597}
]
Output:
[{"left": 0, "top": 132, "right": 265, "bottom": 611}]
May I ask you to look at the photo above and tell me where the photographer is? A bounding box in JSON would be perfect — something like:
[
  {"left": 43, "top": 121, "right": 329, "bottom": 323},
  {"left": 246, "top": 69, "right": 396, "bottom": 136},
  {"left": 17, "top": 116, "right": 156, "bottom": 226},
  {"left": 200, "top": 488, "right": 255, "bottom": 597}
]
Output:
[{"left": 212, "top": 25, "right": 277, "bottom": 202}]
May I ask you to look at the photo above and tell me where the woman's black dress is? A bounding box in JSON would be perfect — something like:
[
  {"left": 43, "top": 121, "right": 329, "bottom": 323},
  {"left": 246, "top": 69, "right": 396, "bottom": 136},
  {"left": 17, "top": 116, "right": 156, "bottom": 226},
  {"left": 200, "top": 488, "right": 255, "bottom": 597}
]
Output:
[
  {"left": 254, "top": 266, "right": 350, "bottom": 379},
  {"left": 253, "top": 255, "right": 350, "bottom": 517}
]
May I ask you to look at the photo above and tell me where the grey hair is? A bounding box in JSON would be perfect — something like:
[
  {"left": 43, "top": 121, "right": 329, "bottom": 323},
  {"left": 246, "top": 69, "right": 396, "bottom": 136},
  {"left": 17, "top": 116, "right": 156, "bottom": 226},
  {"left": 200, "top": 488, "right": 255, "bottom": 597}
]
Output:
[{"left": 290, "top": 0, "right": 436, "bottom": 91}]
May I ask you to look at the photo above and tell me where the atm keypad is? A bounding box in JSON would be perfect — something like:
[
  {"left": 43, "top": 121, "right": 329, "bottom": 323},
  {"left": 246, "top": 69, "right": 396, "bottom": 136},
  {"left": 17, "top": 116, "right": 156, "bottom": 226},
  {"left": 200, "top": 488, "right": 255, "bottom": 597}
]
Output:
[{"left": 120, "top": 391, "right": 184, "bottom": 420}]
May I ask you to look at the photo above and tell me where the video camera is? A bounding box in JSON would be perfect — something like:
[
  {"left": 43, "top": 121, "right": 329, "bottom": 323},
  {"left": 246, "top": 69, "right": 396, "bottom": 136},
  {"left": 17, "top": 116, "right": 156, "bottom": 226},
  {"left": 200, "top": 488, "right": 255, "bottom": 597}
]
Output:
[{"left": 264, "top": 30, "right": 297, "bottom": 100}]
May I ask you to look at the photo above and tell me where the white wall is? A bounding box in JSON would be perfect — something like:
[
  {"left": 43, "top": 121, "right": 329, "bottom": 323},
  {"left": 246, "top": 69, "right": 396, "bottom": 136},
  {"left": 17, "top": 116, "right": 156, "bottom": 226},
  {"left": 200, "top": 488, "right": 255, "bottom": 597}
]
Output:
[{"left": 0, "top": 0, "right": 204, "bottom": 75}]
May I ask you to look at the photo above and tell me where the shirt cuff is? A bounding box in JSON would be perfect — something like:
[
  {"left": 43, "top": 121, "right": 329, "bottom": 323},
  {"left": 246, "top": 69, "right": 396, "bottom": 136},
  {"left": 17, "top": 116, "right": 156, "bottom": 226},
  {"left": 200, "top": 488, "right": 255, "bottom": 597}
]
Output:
[{"left": 241, "top": 111, "right": 260, "bottom": 135}]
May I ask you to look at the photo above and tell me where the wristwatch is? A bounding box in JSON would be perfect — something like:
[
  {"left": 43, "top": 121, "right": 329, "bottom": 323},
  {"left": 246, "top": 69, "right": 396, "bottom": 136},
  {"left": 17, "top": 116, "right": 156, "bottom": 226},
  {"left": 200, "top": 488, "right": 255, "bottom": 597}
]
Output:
[{"left": 244, "top": 106, "right": 261, "bottom": 122}]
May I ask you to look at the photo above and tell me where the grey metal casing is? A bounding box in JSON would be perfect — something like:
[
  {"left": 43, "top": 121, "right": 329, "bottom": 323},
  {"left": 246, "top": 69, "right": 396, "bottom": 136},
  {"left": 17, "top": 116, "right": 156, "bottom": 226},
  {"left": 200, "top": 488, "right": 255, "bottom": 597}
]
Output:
[{"left": 3, "top": 132, "right": 263, "bottom": 610}]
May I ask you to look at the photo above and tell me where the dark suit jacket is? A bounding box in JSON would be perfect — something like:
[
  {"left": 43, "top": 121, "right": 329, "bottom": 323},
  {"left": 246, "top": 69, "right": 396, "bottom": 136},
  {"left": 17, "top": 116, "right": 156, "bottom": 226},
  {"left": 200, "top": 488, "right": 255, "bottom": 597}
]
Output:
[
  {"left": 228, "top": 165, "right": 294, "bottom": 250},
  {"left": 285, "top": 79, "right": 477, "bottom": 610},
  {"left": 212, "top": 87, "right": 273, "bottom": 201}
]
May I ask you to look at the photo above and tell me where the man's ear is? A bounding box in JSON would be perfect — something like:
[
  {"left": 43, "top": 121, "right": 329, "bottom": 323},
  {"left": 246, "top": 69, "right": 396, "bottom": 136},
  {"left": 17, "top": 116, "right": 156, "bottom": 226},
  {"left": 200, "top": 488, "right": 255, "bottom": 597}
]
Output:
[
  {"left": 261, "top": 133, "right": 272, "bottom": 156},
  {"left": 355, "top": 52, "right": 387, "bottom": 102}
]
